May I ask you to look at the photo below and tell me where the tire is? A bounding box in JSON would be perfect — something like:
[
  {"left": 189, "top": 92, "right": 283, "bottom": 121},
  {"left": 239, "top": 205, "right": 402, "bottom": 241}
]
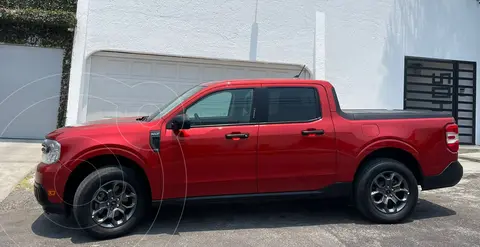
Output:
[
  {"left": 72, "top": 166, "right": 148, "bottom": 239},
  {"left": 354, "top": 158, "right": 418, "bottom": 223}
]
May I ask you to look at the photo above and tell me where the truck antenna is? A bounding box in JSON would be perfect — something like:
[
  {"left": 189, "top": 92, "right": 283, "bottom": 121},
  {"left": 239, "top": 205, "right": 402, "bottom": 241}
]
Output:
[{"left": 294, "top": 65, "right": 306, "bottom": 78}]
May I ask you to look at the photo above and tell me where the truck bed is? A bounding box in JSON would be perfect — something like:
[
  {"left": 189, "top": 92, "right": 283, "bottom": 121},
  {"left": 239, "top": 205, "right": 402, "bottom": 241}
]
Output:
[
  {"left": 339, "top": 109, "right": 452, "bottom": 120},
  {"left": 331, "top": 88, "right": 452, "bottom": 120}
]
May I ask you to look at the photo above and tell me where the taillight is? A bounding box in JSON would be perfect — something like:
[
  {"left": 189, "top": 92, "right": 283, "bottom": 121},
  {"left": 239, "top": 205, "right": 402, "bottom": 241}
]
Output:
[{"left": 445, "top": 123, "right": 459, "bottom": 152}]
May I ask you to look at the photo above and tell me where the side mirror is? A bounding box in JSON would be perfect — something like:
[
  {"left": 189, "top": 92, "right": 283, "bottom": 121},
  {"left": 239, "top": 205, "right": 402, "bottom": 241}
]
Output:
[{"left": 170, "top": 114, "right": 191, "bottom": 131}]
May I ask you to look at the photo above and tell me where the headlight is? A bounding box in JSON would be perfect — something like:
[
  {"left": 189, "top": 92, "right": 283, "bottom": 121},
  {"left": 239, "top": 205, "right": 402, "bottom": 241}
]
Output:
[{"left": 42, "top": 139, "right": 61, "bottom": 164}]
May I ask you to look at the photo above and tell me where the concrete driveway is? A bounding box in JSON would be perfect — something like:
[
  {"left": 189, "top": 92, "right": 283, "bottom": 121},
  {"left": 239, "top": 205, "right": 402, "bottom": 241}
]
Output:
[
  {"left": 0, "top": 159, "right": 479, "bottom": 246},
  {"left": 0, "top": 140, "right": 40, "bottom": 202}
]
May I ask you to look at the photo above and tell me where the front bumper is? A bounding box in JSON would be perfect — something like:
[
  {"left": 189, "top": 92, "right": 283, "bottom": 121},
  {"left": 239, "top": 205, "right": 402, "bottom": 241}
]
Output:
[
  {"left": 34, "top": 182, "right": 65, "bottom": 215},
  {"left": 422, "top": 161, "right": 463, "bottom": 191}
]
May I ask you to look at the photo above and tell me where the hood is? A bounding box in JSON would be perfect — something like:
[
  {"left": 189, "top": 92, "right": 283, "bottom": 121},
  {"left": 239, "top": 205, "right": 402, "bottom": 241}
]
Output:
[
  {"left": 79, "top": 116, "right": 141, "bottom": 126},
  {"left": 45, "top": 116, "right": 146, "bottom": 139}
]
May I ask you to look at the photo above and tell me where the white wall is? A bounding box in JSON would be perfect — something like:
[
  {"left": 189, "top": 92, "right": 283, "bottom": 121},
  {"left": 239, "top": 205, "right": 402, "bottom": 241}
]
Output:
[
  {"left": 315, "top": 0, "right": 480, "bottom": 142},
  {"left": 316, "top": 0, "right": 480, "bottom": 109},
  {"left": 67, "top": 0, "right": 319, "bottom": 125},
  {"left": 68, "top": 0, "right": 480, "bottom": 140}
]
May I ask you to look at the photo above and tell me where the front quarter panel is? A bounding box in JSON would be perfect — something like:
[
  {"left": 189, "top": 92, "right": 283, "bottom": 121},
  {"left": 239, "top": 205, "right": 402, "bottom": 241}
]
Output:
[{"left": 42, "top": 121, "right": 162, "bottom": 203}]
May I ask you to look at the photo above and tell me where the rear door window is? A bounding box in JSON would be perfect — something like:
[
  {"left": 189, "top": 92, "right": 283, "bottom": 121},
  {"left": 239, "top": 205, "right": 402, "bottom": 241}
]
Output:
[{"left": 266, "top": 87, "right": 321, "bottom": 123}]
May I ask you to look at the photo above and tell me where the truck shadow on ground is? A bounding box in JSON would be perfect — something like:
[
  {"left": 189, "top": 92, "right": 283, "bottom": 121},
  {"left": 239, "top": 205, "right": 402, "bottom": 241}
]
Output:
[{"left": 31, "top": 198, "right": 456, "bottom": 244}]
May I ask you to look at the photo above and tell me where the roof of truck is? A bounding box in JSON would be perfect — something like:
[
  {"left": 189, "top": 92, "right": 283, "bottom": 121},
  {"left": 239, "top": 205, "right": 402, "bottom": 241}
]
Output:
[{"left": 201, "top": 78, "right": 333, "bottom": 87}]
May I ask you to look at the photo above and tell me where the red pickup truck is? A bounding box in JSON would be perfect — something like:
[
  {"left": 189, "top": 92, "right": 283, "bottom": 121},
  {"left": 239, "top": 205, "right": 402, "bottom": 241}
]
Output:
[{"left": 35, "top": 79, "right": 463, "bottom": 239}]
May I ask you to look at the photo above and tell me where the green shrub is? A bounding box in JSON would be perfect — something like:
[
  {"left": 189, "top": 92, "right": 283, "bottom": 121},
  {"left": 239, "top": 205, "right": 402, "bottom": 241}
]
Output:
[
  {"left": 0, "top": 0, "right": 77, "bottom": 12},
  {"left": 0, "top": 8, "right": 76, "bottom": 27}
]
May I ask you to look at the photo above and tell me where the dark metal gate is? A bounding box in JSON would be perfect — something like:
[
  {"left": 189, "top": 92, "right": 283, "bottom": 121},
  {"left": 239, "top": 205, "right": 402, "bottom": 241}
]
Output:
[{"left": 404, "top": 57, "right": 477, "bottom": 144}]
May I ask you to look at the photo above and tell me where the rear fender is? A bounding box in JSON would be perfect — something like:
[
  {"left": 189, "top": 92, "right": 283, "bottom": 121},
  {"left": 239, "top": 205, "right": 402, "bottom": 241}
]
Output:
[{"left": 356, "top": 138, "right": 420, "bottom": 165}]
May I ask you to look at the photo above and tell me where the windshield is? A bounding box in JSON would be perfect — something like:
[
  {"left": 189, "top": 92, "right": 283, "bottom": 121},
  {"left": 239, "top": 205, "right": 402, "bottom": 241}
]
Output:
[{"left": 147, "top": 85, "right": 206, "bottom": 121}]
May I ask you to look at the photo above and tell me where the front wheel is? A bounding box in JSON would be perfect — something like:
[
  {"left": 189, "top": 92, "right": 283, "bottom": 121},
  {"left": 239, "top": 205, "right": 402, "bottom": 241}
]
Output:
[
  {"left": 354, "top": 158, "right": 419, "bottom": 223},
  {"left": 72, "top": 166, "right": 148, "bottom": 239}
]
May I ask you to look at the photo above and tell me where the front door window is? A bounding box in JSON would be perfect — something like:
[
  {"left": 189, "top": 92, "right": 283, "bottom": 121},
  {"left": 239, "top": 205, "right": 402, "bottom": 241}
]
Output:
[{"left": 186, "top": 89, "right": 254, "bottom": 126}]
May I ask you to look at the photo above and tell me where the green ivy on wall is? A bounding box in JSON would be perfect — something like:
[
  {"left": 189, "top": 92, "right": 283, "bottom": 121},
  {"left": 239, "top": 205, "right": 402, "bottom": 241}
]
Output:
[
  {"left": 0, "top": 0, "right": 77, "bottom": 12},
  {"left": 0, "top": 0, "right": 77, "bottom": 128},
  {"left": 0, "top": 8, "right": 76, "bottom": 27}
]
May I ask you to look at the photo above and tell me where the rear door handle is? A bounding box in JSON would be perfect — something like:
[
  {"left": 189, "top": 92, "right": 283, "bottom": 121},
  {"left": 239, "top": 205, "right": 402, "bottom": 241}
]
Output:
[
  {"left": 301, "top": 129, "right": 325, "bottom": 136},
  {"left": 225, "top": 132, "right": 249, "bottom": 140}
]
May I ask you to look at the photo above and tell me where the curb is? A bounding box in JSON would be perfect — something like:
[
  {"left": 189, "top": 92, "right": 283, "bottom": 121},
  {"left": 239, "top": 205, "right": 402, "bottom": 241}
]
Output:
[
  {"left": 0, "top": 166, "right": 36, "bottom": 204},
  {"left": 459, "top": 156, "right": 480, "bottom": 163}
]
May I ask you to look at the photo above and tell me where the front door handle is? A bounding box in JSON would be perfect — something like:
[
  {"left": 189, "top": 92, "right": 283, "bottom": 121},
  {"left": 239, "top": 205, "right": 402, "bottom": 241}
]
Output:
[
  {"left": 301, "top": 129, "right": 325, "bottom": 136},
  {"left": 225, "top": 132, "right": 249, "bottom": 140}
]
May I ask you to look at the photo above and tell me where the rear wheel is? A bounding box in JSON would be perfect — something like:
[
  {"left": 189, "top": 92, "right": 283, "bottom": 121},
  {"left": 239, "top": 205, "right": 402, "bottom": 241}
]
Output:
[
  {"left": 72, "top": 166, "right": 148, "bottom": 239},
  {"left": 354, "top": 158, "right": 418, "bottom": 223}
]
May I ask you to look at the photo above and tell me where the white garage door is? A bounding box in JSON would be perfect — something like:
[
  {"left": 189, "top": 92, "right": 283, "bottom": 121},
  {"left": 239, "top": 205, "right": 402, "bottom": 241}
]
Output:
[
  {"left": 85, "top": 52, "right": 310, "bottom": 121},
  {"left": 0, "top": 45, "right": 63, "bottom": 139}
]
